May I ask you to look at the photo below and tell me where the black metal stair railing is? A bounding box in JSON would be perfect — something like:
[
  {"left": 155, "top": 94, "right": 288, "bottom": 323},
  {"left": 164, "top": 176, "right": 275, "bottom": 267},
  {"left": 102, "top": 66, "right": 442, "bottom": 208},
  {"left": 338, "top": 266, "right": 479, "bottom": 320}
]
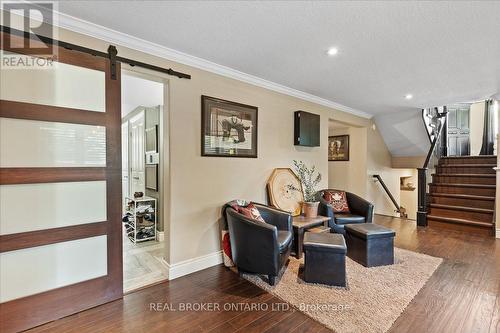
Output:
[
  {"left": 417, "top": 106, "right": 448, "bottom": 226},
  {"left": 372, "top": 174, "right": 405, "bottom": 217},
  {"left": 422, "top": 107, "right": 443, "bottom": 143}
]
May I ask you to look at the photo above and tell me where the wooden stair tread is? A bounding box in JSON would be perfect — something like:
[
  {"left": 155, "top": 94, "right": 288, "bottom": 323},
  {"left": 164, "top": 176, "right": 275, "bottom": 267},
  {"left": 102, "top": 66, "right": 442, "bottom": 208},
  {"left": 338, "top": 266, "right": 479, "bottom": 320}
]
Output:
[
  {"left": 429, "top": 193, "right": 495, "bottom": 201},
  {"left": 429, "top": 203, "right": 494, "bottom": 214},
  {"left": 430, "top": 183, "right": 495, "bottom": 188},
  {"left": 432, "top": 173, "right": 495, "bottom": 178},
  {"left": 441, "top": 155, "right": 496, "bottom": 159},
  {"left": 438, "top": 164, "right": 496, "bottom": 167},
  {"left": 428, "top": 156, "right": 496, "bottom": 235},
  {"left": 427, "top": 215, "right": 493, "bottom": 228}
]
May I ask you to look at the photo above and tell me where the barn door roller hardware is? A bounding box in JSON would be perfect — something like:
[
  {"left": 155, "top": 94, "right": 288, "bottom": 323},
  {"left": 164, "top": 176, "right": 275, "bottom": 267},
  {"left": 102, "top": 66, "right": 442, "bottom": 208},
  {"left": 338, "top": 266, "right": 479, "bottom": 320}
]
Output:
[
  {"left": 107, "top": 45, "right": 118, "bottom": 80},
  {"left": 1, "top": 25, "right": 191, "bottom": 80}
]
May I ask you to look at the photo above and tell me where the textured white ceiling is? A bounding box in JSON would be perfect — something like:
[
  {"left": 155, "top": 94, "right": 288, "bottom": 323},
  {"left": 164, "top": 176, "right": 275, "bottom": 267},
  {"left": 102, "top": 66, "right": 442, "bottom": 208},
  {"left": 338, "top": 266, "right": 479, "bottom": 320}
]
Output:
[{"left": 57, "top": 1, "right": 500, "bottom": 117}]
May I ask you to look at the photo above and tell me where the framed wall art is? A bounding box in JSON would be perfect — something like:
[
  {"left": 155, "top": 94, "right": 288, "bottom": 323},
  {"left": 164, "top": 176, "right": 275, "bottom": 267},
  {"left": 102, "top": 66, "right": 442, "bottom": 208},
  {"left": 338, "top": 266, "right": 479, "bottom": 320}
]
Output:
[
  {"left": 328, "top": 135, "right": 350, "bottom": 161},
  {"left": 201, "top": 95, "right": 258, "bottom": 158}
]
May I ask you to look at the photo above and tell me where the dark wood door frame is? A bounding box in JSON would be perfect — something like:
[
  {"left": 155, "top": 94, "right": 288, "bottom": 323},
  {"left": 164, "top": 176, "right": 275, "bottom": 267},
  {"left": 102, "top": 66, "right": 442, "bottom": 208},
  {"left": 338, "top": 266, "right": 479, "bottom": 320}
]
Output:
[{"left": 0, "top": 32, "right": 123, "bottom": 333}]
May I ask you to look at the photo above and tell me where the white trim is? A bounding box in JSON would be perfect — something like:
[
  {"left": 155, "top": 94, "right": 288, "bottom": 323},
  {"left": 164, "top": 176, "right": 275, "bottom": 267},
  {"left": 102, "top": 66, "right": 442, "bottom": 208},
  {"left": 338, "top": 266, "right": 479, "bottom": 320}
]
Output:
[
  {"left": 165, "top": 251, "right": 223, "bottom": 280},
  {"left": 156, "top": 231, "right": 165, "bottom": 242},
  {"left": 496, "top": 228, "right": 500, "bottom": 239},
  {"left": 52, "top": 11, "right": 372, "bottom": 119}
]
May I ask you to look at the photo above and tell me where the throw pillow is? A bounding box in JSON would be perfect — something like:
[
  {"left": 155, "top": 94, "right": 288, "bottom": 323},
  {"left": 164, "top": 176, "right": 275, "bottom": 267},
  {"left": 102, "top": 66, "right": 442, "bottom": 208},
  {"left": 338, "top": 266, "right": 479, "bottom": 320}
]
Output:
[
  {"left": 221, "top": 231, "right": 233, "bottom": 267},
  {"left": 323, "top": 190, "right": 350, "bottom": 213},
  {"left": 238, "top": 203, "right": 266, "bottom": 223}
]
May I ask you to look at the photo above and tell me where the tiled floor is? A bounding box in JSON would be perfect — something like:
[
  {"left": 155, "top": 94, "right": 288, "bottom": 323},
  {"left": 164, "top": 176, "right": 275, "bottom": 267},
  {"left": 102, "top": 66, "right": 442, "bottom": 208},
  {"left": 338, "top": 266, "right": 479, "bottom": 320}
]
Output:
[{"left": 122, "top": 226, "right": 168, "bottom": 292}]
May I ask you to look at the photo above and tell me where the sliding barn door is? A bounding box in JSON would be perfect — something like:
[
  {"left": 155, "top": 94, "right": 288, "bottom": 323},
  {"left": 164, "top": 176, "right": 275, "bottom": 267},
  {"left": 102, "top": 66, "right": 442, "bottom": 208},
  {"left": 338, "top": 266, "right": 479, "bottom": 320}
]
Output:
[{"left": 0, "top": 32, "right": 122, "bottom": 332}]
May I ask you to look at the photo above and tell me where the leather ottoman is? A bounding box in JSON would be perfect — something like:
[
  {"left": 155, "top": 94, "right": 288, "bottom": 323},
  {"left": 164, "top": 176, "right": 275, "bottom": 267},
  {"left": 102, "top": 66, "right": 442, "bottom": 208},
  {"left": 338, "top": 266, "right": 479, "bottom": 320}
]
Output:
[
  {"left": 303, "top": 232, "right": 347, "bottom": 287},
  {"left": 345, "top": 223, "right": 395, "bottom": 267}
]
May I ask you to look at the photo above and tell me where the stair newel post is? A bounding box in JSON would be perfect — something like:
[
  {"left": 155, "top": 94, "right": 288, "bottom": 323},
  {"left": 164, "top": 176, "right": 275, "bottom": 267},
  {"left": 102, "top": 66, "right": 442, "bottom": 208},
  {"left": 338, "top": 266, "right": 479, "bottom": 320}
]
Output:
[{"left": 417, "top": 167, "right": 428, "bottom": 226}]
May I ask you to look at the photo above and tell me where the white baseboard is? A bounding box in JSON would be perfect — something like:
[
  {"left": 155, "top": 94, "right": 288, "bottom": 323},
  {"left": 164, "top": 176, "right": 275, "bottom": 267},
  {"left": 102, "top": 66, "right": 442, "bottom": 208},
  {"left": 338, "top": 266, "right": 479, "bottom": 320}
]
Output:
[
  {"left": 157, "top": 231, "right": 165, "bottom": 242},
  {"left": 496, "top": 228, "right": 500, "bottom": 239},
  {"left": 166, "top": 251, "right": 223, "bottom": 280}
]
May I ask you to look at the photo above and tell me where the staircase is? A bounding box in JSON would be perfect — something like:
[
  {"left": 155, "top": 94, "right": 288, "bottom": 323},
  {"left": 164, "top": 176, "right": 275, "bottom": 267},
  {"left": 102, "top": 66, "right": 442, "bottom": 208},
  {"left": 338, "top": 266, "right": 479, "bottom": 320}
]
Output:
[{"left": 427, "top": 155, "right": 497, "bottom": 235}]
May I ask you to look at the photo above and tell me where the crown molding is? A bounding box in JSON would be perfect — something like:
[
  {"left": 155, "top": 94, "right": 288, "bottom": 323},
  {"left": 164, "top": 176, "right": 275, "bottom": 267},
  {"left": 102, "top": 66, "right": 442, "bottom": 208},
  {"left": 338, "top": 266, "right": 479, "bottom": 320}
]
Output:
[{"left": 53, "top": 10, "right": 372, "bottom": 119}]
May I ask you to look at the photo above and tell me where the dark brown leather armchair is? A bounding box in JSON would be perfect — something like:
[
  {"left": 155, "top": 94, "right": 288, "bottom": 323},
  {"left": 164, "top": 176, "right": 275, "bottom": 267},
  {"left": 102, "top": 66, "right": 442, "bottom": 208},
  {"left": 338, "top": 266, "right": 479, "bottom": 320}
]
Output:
[
  {"left": 222, "top": 203, "right": 292, "bottom": 285},
  {"left": 316, "top": 189, "right": 374, "bottom": 234}
]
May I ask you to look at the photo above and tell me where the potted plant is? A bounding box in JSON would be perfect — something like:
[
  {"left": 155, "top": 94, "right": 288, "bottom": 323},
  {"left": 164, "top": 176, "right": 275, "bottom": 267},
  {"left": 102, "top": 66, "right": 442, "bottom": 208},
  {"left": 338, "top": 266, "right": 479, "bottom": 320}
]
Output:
[{"left": 289, "top": 160, "right": 322, "bottom": 218}]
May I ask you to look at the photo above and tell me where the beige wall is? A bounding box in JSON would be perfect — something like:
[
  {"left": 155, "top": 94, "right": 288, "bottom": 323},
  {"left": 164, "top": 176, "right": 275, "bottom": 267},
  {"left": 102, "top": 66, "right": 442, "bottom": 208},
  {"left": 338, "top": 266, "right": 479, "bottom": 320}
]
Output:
[
  {"left": 44, "top": 26, "right": 377, "bottom": 265},
  {"left": 327, "top": 128, "right": 350, "bottom": 191},
  {"left": 10, "top": 21, "right": 423, "bottom": 267},
  {"left": 328, "top": 126, "right": 367, "bottom": 196},
  {"left": 328, "top": 122, "right": 418, "bottom": 219},
  {"left": 400, "top": 185, "right": 418, "bottom": 220},
  {"left": 366, "top": 124, "right": 417, "bottom": 219},
  {"left": 392, "top": 156, "right": 425, "bottom": 168},
  {"left": 470, "top": 102, "right": 485, "bottom": 156},
  {"left": 169, "top": 75, "right": 337, "bottom": 264}
]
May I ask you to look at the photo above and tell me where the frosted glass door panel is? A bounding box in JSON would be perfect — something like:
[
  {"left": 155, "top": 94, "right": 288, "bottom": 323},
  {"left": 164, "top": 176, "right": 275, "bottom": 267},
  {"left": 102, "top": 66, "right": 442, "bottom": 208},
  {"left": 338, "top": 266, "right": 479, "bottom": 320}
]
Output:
[
  {"left": 0, "top": 235, "right": 108, "bottom": 302},
  {"left": 0, "top": 181, "right": 106, "bottom": 235},
  {"left": 0, "top": 118, "right": 106, "bottom": 167},
  {"left": 0, "top": 52, "right": 105, "bottom": 112}
]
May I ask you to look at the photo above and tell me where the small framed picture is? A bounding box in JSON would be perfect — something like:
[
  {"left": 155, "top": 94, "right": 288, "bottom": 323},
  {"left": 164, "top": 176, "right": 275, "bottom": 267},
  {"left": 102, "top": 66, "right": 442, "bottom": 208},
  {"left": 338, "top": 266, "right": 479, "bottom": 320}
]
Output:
[
  {"left": 328, "top": 135, "right": 349, "bottom": 161},
  {"left": 201, "top": 95, "right": 258, "bottom": 158}
]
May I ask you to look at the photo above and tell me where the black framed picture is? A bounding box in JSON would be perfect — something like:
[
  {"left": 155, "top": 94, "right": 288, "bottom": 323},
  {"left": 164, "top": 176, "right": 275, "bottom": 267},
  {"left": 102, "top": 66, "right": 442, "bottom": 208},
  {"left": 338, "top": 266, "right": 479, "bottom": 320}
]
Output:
[
  {"left": 201, "top": 95, "right": 258, "bottom": 158},
  {"left": 328, "top": 135, "right": 350, "bottom": 161}
]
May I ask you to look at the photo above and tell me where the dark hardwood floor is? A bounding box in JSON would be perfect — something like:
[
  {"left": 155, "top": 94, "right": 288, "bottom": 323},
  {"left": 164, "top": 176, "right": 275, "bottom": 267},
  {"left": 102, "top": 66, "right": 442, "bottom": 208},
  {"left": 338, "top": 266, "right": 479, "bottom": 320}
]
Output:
[{"left": 28, "top": 215, "right": 499, "bottom": 333}]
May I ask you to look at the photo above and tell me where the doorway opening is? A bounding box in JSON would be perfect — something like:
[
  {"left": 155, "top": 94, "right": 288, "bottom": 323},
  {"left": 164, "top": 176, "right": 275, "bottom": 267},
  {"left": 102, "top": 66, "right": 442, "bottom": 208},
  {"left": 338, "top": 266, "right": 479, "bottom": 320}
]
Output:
[
  {"left": 446, "top": 101, "right": 498, "bottom": 156},
  {"left": 121, "top": 70, "right": 168, "bottom": 292}
]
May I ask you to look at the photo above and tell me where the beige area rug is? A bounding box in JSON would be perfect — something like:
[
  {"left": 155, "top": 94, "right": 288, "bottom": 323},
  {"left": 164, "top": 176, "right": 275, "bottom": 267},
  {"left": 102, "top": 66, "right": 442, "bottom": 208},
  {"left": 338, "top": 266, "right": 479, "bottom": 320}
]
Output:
[{"left": 242, "top": 248, "right": 442, "bottom": 333}]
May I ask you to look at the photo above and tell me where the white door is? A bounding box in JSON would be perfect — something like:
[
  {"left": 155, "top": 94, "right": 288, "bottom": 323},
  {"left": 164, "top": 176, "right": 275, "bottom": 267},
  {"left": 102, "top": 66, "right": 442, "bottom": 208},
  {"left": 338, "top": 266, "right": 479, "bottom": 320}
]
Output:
[
  {"left": 129, "top": 111, "right": 145, "bottom": 195},
  {"left": 121, "top": 121, "right": 129, "bottom": 203}
]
